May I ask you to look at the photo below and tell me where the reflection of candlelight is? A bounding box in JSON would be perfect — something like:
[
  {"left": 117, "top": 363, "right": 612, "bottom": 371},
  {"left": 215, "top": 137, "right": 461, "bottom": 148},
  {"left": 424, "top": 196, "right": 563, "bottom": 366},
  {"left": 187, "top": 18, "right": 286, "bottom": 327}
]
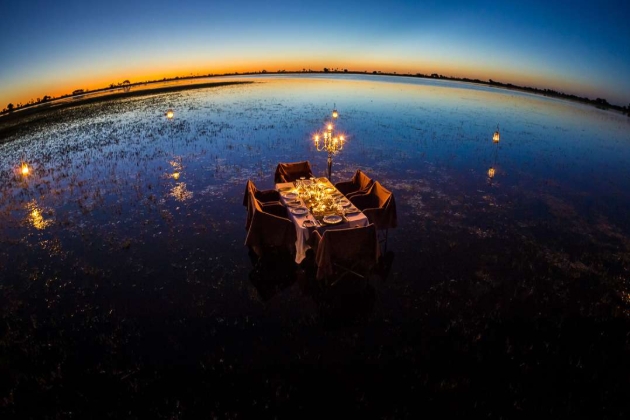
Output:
[
  {"left": 172, "top": 172, "right": 180, "bottom": 180},
  {"left": 493, "top": 124, "right": 500, "bottom": 143},
  {"left": 21, "top": 163, "right": 29, "bottom": 176},
  {"left": 170, "top": 182, "right": 193, "bottom": 202},
  {"left": 488, "top": 167, "right": 495, "bottom": 178},
  {"left": 166, "top": 109, "right": 174, "bottom": 119},
  {"left": 27, "top": 200, "right": 53, "bottom": 230}
]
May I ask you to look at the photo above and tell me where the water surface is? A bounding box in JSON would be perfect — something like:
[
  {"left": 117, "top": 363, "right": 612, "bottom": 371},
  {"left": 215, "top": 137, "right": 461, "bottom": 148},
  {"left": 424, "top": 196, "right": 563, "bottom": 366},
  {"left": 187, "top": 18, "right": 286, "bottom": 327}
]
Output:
[{"left": 1, "top": 75, "right": 629, "bottom": 417}]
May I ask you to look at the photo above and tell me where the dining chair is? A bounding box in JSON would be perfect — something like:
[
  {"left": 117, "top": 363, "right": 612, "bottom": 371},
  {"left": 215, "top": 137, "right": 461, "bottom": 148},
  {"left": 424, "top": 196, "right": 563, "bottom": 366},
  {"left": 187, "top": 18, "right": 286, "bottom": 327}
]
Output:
[
  {"left": 310, "top": 223, "right": 380, "bottom": 285},
  {"left": 243, "top": 179, "right": 282, "bottom": 231},
  {"left": 274, "top": 161, "right": 314, "bottom": 183},
  {"left": 244, "top": 192, "right": 297, "bottom": 259},
  {"left": 349, "top": 182, "right": 397, "bottom": 252},
  {"left": 334, "top": 169, "right": 374, "bottom": 199}
]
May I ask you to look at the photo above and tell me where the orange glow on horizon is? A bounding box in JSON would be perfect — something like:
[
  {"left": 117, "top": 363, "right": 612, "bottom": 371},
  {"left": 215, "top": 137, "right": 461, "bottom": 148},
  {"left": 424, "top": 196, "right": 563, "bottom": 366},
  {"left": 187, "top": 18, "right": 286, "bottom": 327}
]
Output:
[{"left": 3, "top": 57, "right": 602, "bottom": 107}]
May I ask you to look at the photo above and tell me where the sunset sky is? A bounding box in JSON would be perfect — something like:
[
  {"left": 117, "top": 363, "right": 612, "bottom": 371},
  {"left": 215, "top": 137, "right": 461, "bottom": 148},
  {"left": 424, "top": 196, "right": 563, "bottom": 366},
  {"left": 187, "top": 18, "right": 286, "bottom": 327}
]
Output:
[{"left": 1, "top": 0, "right": 629, "bottom": 107}]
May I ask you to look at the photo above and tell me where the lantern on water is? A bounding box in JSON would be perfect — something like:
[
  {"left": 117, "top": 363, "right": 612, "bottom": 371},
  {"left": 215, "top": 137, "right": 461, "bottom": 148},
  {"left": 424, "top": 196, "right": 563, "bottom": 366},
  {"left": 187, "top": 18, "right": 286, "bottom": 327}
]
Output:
[
  {"left": 21, "top": 163, "right": 29, "bottom": 176},
  {"left": 332, "top": 109, "right": 338, "bottom": 119},
  {"left": 493, "top": 124, "right": 500, "bottom": 143},
  {"left": 166, "top": 109, "right": 174, "bottom": 119},
  {"left": 488, "top": 167, "right": 495, "bottom": 178}
]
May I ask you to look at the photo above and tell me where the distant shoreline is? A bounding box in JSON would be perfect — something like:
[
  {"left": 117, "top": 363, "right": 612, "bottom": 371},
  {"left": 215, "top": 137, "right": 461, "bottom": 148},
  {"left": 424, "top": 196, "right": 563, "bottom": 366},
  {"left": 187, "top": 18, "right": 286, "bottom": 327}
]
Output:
[
  {"left": 1, "top": 72, "right": 627, "bottom": 140},
  {"left": 0, "top": 81, "right": 253, "bottom": 140}
]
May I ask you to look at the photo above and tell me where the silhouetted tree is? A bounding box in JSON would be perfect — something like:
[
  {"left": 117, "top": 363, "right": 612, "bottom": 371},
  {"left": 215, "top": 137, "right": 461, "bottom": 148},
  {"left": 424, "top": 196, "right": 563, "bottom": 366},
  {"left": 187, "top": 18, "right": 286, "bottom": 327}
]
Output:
[
  {"left": 7, "top": 103, "right": 14, "bottom": 112},
  {"left": 323, "top": 68, "right": 329, "bottom": 72},
  {"left": 344, "top": 69, "right": 348, "bottom": 72}
]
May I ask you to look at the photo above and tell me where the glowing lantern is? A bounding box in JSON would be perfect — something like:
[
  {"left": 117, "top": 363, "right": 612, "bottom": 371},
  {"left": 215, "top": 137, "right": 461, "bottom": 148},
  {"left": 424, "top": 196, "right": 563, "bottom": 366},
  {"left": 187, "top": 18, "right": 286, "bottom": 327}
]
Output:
[
  {"left": 21, "top": 163, "right": 29, "bottom": 176},
  {"left": 166, "top": 109, "right": 174, "bottom": 119},
  {"left": 488, "top": 167, "right": 495, "bottom": 178},
  {"left": 332, "top": 109, "right": 338, "bottom": 119},
  {"left": 327, "top": 124, "right": 333, "bottom": 131},
  {"left": 493, "top": 124, "right": 500, "bottom": 143},
  {"left": 172, "top": 172, "right": 180, "bottom": 180}
]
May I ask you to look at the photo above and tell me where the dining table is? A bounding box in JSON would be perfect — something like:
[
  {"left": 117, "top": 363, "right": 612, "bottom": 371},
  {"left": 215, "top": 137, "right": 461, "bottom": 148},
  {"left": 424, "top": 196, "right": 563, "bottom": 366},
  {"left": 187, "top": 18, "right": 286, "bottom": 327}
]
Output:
[{"left": 275, "top": 177, "right": 369, "bottom": 264}]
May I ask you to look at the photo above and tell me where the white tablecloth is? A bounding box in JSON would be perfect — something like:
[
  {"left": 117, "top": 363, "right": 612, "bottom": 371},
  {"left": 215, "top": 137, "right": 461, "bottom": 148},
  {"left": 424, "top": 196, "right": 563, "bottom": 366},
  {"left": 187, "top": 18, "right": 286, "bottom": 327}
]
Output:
[{"left": 275, "top": 180, "right": 369, "bottom": 263}]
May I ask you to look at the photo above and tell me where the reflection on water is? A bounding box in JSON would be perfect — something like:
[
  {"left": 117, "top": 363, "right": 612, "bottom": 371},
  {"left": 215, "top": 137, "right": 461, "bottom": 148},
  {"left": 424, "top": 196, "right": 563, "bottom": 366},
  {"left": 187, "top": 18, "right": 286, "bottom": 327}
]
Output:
[
  {"left": 1, "top": 75, "right": 630, "bottom": 416},
  {"left": 26, "top": 200, "right": 53, "bottom": 230},
  {"left": 170, "top": 182, "right": 193, "bottom": 201},
  {"left": 167, "top": 157, "right": 191, "bottom": 201}
]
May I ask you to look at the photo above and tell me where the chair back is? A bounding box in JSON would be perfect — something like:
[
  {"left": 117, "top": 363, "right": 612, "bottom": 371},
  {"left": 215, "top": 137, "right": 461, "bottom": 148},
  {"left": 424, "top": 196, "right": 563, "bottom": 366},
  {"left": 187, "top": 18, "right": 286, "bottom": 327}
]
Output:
[
  {"left": 274, "top": 161, "right": 314, "bottom": 183},
  {"left": 352, "top": 182, "right": 397, "bottom": 230},
  {"left": 315, "top": 224, "right": 380, "bottom": 280},
  {"left": 243, "top": 179, "right": 256, "bottom": 207},
  {"left": 353, "top": 170, "right": 374, "bottom": 192},
  {"left": 243, "top": 180, "right": 282, "bottom": 230},
  {"left": 334, "top": 169, "right": 374, "bottom": 198},
  {"left": 245, "top": 194, "right": 296, "bottom": 257}
]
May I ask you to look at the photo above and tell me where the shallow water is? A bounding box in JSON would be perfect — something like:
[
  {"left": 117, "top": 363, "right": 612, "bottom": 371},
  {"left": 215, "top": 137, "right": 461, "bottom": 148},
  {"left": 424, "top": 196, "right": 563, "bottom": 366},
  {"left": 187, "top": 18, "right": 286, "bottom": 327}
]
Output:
[{"left": 1, "top": 75, "right": 630, "bottom": 417}]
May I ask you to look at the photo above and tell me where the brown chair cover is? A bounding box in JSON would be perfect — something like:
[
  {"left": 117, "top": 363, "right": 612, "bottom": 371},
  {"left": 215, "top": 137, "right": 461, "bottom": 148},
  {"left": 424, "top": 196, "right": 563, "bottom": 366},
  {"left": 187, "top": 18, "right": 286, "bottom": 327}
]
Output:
[
  {"left": 311, "top": 224, "right": 380, "bottom": 280},
  {"left": 334, "top": 170, "right": 374, "bottom": 199},
  {"left": 349, "top": 182, "right": 398, "bottom": 230},
  {"left": 242, "top": 179, "right": 281, "bottom": 207},
  {"left": 274, "top": 161, "right": 314, "bottom": 183},
  {"left": 245, "top": 194, "right": 297, "bottom": 257},
  {"left": 243, "top": 180, "right": 282, "bottom": 230}
]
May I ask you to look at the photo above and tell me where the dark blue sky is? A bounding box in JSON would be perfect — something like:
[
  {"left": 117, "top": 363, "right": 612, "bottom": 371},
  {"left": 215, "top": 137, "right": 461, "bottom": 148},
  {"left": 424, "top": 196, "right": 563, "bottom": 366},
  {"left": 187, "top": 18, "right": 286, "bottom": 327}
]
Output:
[{"left": 2, "top": 0, "right": 629, "bottom": 105}]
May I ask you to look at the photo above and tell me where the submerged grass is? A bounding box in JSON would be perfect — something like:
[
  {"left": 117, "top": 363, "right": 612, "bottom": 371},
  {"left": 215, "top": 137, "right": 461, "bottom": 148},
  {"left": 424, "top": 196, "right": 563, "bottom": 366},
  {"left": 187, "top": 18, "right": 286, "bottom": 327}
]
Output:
[{"left": 1, "top": 77, "right": 629, "bottom": 418}]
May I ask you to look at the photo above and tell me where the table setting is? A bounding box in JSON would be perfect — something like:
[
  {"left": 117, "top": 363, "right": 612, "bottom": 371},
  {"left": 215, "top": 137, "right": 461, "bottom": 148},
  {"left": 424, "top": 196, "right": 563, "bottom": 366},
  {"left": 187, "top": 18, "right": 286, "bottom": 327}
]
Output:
[{"left": 275, "top": 177, "right": 368, "bottom": 263}]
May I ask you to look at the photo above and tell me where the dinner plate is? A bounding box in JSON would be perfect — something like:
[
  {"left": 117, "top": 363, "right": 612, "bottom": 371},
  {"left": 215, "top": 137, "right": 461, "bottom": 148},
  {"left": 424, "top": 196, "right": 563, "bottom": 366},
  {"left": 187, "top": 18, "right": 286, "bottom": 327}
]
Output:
[
  {"left": 322, "top": 215, "right": 343, "bottom": 224},
  {"left": 289, "top": 206, "right": 309, "bottom": 216},
  {"left": 281, "top": 192, "right": 298, "bottom": 200},
  {"left": 286, "top": 200, "right": 302, "bottom": 207},
  {"left": 278, "top": 186, "right": 293, "bottom": 192},
  {"left": 345, "top": 206, "right": 360, "bottom": 214},
  {"left": 337, "top": 198, "right": 350, "bottom": 207}
]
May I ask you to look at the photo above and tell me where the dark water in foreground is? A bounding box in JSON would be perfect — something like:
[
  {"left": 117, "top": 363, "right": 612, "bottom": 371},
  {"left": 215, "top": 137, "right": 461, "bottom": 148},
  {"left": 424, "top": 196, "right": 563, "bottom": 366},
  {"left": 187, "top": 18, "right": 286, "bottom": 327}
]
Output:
[{"left": 1, "top": 75, "right": 630, "bottom": 417}]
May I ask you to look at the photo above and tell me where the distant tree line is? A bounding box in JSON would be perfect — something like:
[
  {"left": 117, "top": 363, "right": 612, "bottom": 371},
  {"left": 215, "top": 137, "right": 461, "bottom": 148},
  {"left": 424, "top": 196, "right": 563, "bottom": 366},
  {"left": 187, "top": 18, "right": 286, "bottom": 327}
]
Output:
[{"left": 2, "top": 72, "right": 629, "bottom": 116}]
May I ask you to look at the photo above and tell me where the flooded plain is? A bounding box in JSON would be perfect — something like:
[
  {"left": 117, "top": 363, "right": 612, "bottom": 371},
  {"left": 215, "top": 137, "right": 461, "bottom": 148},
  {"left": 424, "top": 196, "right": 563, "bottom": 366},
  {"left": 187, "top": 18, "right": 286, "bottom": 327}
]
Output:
[{"left": 1, "top": 75, "right": 630, "bottom": 417}]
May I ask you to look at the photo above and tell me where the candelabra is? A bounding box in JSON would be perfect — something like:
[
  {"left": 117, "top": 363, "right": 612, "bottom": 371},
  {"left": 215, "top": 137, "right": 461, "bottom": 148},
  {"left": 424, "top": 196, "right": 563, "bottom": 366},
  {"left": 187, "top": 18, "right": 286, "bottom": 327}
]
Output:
[{"left": 313, "top": 107, "right": 345, "bottom": 180}]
